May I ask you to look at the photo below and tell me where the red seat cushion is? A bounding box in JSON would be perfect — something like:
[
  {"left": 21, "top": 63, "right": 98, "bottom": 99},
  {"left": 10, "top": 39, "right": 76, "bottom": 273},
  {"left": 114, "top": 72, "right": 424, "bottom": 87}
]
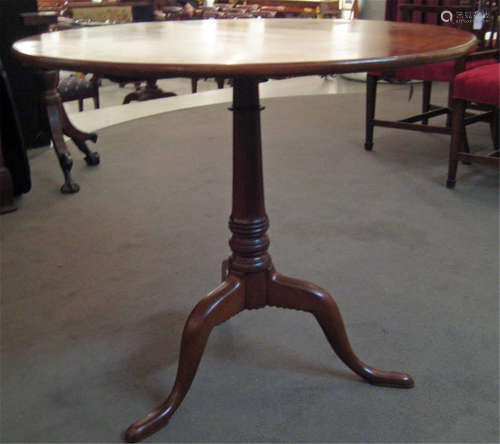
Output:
[
  {"left": 453, "top": 63, "right": 500, "bottom": 106},
  {"left": 369, "top": 57, "right": 497, "bottom": 82}
]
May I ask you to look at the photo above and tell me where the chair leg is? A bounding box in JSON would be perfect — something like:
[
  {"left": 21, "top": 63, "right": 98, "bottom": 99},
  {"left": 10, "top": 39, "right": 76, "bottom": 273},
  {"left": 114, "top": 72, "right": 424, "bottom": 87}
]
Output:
[
  {"left": 38, "top": 71, "right": 80, "bottom": 193},
  {"left": 191, "top": 77, "right": 198, "bottom": 93},
  {"left": 216, "top": 77, "right": 224, "bottom": 89},
  {"left": 490, "top": 107, "right": 499, "bottom": 150},
  {"left": 447, "top": 82, "right": 471, "bottom": 162},
  {"left": 422, "top": 81, "right": 432, "bottom": 125},
  {"left": 365, "top": 74, "right": 378, "bottom": 151},
  {"left": 446, "top": 82, "right": 454, "bottom": 128},
  {"left": 78, "top": 98, "right": 83, "bottom": 112},
  {"left": 447, "top": 98, "right": 466, "bottom": 188},
  {"left": 93, "top": 90, "right": 100, "bottom": 109}
]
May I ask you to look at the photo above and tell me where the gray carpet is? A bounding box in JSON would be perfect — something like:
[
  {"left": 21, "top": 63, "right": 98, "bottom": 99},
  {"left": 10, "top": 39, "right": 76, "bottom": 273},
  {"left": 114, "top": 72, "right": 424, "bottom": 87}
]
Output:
[{"left": 1, "top": 87, "right": 498, "bottom": 443}]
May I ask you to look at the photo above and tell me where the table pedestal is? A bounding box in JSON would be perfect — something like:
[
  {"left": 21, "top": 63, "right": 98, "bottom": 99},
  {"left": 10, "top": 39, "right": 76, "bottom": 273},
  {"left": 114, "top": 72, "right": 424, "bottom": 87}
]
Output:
[
  {"left": 39, "top": 71, "right": 100, "bottom": 193},
  {"left": 125, "top": 78, "right": 414, "bottom": 443}
]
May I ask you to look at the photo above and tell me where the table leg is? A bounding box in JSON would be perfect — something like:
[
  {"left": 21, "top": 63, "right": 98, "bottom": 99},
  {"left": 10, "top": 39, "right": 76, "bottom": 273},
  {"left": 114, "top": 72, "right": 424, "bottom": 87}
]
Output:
[
  {"left": 124, "top": 77, "right": 414, "bottom": 443},
  {"left": 125, "top": 277, "right": 244, "bottom": 442},
  {"left": 38, "top": 71, "right": 99, "bottom": 193},
  {"left": 268, "top": 271, "right": 413, "bottom": 387}
]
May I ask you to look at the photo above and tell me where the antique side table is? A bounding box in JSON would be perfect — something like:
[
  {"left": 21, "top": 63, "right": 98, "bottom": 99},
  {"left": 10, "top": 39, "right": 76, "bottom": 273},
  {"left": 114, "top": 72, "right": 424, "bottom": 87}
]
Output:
[{"left": 13, "top": 19, "right": 476, "bottom": 442}]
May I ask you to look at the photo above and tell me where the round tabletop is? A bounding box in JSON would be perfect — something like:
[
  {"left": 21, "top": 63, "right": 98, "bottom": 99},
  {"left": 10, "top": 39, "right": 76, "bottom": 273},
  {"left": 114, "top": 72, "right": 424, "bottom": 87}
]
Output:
[{"left": 12, "top": 19, "right": 476, "bottom": 78}]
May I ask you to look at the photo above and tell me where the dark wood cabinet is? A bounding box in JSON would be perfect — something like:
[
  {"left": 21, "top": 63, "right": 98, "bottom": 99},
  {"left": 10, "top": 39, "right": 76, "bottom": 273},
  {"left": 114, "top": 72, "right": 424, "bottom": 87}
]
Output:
[
  {"left": 0, "top": 0, "right": 51, "bottom": 150},
  {"left": 0, "top": 0, "right": 39, "bottom": 201},
  {"left": 0, "top": 57, "right": 30, "bottom": 204}
]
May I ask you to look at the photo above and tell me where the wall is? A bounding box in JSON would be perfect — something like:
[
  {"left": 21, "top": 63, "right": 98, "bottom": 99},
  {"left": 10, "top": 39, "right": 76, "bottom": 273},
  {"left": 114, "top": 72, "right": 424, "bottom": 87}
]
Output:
[{"left": 358, "top": 0, "right": 386, "bottom": 20}]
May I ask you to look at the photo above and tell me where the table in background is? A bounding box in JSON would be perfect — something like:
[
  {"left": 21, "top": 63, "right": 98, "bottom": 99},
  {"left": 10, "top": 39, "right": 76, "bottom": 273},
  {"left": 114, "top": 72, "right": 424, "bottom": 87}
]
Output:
[
  {"left": 245, "top": 0, "right": 340, "bottom": 17},
  {"left": 67, "top": 1, "right": 154, "bottom": 22}
]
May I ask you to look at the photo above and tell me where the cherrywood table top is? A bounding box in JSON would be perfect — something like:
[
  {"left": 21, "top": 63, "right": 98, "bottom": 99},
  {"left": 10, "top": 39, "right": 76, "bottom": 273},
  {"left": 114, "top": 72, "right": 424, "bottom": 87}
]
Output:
[{"left": 12, "top": 19, "right": 476, "bottom": 78}]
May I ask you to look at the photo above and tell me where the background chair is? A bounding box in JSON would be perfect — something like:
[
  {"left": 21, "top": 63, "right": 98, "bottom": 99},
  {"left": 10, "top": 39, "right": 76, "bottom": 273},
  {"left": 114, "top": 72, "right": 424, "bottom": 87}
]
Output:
[
  {"left": 57, "top": 73, "right": 100, "bottom": 112},
  {"left": 446, "top": 63, "right": 499, "bottom": 188},
  {"left": 365, "top": 0, "right": 499, "bottom": 152}
]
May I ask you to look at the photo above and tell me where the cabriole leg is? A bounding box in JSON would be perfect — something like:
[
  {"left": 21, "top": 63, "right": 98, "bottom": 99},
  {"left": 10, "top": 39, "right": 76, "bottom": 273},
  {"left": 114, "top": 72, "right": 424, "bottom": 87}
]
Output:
[
  {"left": 268, "top": 271, "right": 414, "bottom": 387},
  {"left": 125, "top": 277, "right": 245, "bottom": 443}
]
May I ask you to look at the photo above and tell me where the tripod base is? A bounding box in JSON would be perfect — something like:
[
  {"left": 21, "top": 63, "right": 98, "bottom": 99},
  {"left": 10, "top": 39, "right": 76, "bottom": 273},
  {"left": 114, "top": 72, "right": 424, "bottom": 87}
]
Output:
[
  {"left": 125, "top": 77, "right": 413, "bottom": 443},
  {"left": 124, "top": 266, "right": 413, "bottom": 443}
]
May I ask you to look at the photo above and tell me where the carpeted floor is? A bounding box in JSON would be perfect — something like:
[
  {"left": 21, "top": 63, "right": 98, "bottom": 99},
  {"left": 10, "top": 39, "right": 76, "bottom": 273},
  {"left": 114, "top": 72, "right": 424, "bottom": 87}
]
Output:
[{"left": 1, "top": 88, "right": 498, "bottom": 443}]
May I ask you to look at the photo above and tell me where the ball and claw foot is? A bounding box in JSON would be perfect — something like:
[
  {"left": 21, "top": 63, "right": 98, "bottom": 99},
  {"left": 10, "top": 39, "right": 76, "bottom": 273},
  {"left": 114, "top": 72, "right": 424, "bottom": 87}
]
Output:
[
  {"left": 60, "top": 181, "right": 80, "bottom": 194},
  {"left": 85, "top": 151, "right": 100, "bottom": 166},
  {"left": 58, "top": 153, "right": 80, "bottom": 194}
]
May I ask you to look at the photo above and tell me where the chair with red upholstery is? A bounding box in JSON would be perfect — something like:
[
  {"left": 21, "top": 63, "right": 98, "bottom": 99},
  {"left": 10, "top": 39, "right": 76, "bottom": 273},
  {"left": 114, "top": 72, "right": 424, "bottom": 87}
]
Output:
[
  {"left": 365, "top": 0, "right": 498, "bottom": 152},
  {"left": 446, "top": 63, "right": 499, "bottom": 187}
]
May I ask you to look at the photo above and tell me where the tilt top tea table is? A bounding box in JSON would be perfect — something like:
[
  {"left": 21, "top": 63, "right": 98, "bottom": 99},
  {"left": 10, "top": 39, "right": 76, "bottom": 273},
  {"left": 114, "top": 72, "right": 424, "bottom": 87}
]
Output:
[{"left": 13, "top": 18, "right": 476, "bottom": 442}]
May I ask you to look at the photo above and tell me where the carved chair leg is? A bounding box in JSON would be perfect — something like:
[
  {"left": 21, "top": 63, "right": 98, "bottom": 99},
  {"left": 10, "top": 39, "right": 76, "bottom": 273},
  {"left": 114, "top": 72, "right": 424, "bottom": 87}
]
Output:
[
  {"left": 59, "top": 101, "right": 97, "bottom": 143},
  {"left": 47, "top": 101, "right": 79, "bottom": 193},
  {"left": 365, "top": 74, "right": 378, "bottom": 151},
  {"left": 268, "top": 270, "right": 414, "bottom": 388},
  {"left": 39, "top": 71, "right": 79, "bottom": 193},
  {"left": 125, "top": 276, "right": 245, "bottom": 443},
  {"left": 59, "top": 101, "right": 100, "bottom": 166}
]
